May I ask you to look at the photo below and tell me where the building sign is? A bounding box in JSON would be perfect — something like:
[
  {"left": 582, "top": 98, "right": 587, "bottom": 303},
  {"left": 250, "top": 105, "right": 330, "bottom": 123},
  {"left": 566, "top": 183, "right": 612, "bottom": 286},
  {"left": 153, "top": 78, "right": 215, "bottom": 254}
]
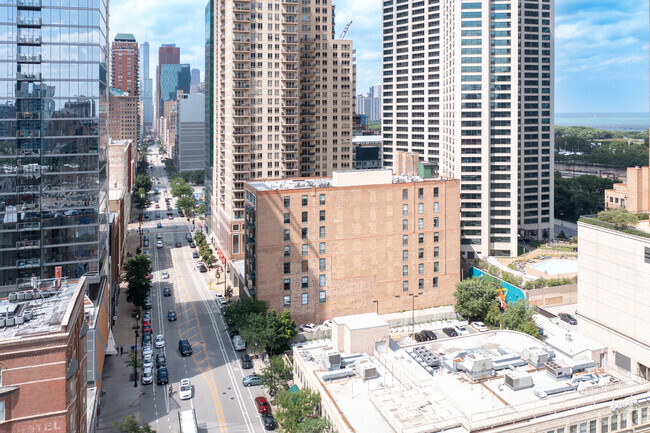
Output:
[{"left": 645, "top": 247, "right": 650, "bottom": 264}]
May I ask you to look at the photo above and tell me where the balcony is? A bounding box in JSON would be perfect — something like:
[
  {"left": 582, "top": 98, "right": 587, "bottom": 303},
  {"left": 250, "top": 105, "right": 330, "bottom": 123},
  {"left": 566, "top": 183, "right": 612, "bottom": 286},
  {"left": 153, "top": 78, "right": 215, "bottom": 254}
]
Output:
[
  {"left": 17, "top": 35, "right": 41, "bottom": 45},
  {"left": 17, "top": 240, "right": 40, "bottom": 249},
  {"left": 17, "top": 130, "right": 40, "bottom": 138},
  {"left": 17, "top": 258, "right": 40, "bottom": 268},
  {"left": 17, "top": 72, "right": 41, "bottom": 81},
  {"left": 17, "top": 54, "right": 41, "bottom": 63},
  {"left": 17, "top": 16, "right": 41, "bottom": 26},
  {"left": 18, "top": 0, "right": 42, "bottom": 8}
]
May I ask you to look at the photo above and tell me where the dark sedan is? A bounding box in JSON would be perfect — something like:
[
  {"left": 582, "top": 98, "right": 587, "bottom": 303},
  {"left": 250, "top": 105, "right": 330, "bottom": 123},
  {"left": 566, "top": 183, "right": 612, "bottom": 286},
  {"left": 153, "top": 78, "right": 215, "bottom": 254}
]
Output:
[
  {"left": 559, "top": 313, "right": 578, "bottom": 325},
  {"left": 442, "top": 327, "right": 458, "bottom": 337},
  {"left": 241, "top": 354, "right": 253, "bottom": 369},
  {"left": 157, "top": 367, "right": 168, "bottom": 385}
]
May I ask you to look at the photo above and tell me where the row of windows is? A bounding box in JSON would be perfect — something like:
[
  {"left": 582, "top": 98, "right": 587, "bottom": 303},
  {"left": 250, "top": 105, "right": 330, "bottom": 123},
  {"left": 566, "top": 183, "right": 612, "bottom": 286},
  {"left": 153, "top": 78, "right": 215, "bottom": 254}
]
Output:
[
  {"left": 283, "top": 226, "right": 326, "bottom": 241},
  {"left": 283, "top": 291, "right": 326, "bottom": 307},
  {"left": 284, "top": 194, "right": 326, "bottom": 208}
]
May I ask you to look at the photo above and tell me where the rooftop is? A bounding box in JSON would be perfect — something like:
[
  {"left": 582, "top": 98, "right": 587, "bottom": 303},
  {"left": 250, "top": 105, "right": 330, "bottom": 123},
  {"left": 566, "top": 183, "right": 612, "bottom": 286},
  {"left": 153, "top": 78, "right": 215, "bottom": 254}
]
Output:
[
  {"left": 0, "top": 280, "right": 82, "bottom": 341},
  {"left": 333, "top": 313, "right": 389, "bottom": 331},
  {"left": 114, "top": 33, "right": 136, "bottom": 42},
  {"left": 295, "top": 330, "right": 650, "bottom": 433},
  {"left": 579, "top": 215, "right": 650, "bottom": 239},
  {"left": 352, "top": 135, "right": 383, "bottom": 144}
]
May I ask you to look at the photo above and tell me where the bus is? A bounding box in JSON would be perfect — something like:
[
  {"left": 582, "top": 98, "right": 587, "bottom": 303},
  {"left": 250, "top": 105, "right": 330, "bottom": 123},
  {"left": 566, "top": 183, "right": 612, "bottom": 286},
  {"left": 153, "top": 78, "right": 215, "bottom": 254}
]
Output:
[{"left": 178, "top": 409, "right": 198, "bottom": 433}]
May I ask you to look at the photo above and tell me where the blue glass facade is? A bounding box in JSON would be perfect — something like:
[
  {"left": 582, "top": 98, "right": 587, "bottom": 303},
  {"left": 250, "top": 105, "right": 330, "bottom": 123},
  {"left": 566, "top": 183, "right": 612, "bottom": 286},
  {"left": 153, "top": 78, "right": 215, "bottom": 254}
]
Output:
[
  {"left": 158, "top": 63, "right": 190, "bottom": 116},
  {"left": 0, "top": 0, "right": 109, "bottom": 290}
]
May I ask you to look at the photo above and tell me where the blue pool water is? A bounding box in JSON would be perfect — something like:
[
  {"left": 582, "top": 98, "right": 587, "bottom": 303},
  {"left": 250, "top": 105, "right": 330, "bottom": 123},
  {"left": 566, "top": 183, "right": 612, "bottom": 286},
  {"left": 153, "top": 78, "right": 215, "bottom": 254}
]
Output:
[{"left": 531, "top": 259, "right": 578, "bottom": 275}]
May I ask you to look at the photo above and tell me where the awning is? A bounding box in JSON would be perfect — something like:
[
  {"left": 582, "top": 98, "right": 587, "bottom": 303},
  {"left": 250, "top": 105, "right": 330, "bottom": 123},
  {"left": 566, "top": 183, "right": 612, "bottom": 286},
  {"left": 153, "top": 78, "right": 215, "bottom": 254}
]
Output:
[
  {"left": 287, "top": 384, "right": 299, "bottom": 393},
  {"left": 105, "top": 329, "right": 118, "bottom": 355}
]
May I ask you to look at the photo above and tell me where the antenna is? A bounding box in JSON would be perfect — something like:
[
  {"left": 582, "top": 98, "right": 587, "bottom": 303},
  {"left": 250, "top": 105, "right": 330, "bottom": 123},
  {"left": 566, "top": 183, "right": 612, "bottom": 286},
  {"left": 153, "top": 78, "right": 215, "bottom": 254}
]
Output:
[{"left": 339, "top": 21, "right": 352, "bottom": 39}]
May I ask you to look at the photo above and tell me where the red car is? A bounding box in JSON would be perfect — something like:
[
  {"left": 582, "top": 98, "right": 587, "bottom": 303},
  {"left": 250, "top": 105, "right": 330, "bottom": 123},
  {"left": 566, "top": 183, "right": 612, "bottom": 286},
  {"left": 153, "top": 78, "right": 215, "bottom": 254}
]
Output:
[
  {"left": 145, "top": 274, "right": 153, "bottom": 280},
  {"left": 142, "top": 323, "right": 152, "bottom": 333},
  {"left": 254, "top": 397, "right": 270, "bottom": 414}
]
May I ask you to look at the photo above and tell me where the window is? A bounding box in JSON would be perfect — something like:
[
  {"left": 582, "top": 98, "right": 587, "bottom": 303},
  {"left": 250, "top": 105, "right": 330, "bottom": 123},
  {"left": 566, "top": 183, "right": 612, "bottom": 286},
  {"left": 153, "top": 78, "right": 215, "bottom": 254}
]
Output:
[
  {"left": 601, "top": 417, "right": 609, "bottom": 433},
  {"left": 283, "top": 246, "right": 291, "bottom": 257},
  {"left": 434, "top": 247, "right": 439, "bottom": 257},
  {"left": 302, "top": 244, "right": 308, "bottom": 256},
  {"left": 434, "top": 262, "right": 439, "bottom": 272},
  {"left": 302, "top": 228, "right": 308, "bottom": 239},
  {"left": 403, "top": 280, "right": 409, "bottom": 291},
  {"left": 418, "top": 233, "right": 424, "bottom": 244},
  {"left": 403, "top": 250, "right": 408, "bottom": 261},
  {"left": 320, "top": 210, "right": 326, "bottom": 221},
  {"left": 642, "top": 407, "right": 648, "bottom": 423},
  {"left": 283, "top": 295, "right": 291, "bottom": 306},
  {"left": 283, "top": 262, "right": 290, "bottom": 274},
  {"left": 402, "top": 219, "right": 408, "bottom": 230},
  {"left": 284, "top": 229, "right": 290, "bottom": 241},
  {"left": 302, "top": 195, "right": 308, "bottom": 206},
  {"left": 283, "top": 278, "right": 291, "bottom": 290},
  {"left": 402, "top": 265, "right": 408, "bottom": 276},
  {"left": 402, "top": 189, "right": 408, "bottom": 200},
  {"left": 302, "top": 293, "right": 308, "bottom": 305},
  {"left": 434, "top": 187, "right": 439, "bottom": 198},
  {"left": 418, "top": 218, "right": 424, "bottom": 229},
  {"left": 284, "top": 196, "right": 290, "bottom": 208},
  {"left": 319, "top": 242, "right": 326, "bottom": 254},
  {"left": 302, "top": 211, "right": 308, "bottom": 223},
  {"left": 418, "top": 203, "right": 424, "bottom": 214},
  {"left": 418, "top": 279, "right": 424, "bottom": 290},
  {"left": 433, "top": 277, "right": 438, "bottom": 288},
  {"left": 434, "top": 202, "right": 439, "bottom": 213},
  {"left": 632, "top": 410, "right": 638, "bottom": 425},
  {"left": 301, "top": 260, "right": 309, "bottom": 272},
  {"left": 319, "top": 274, "right": 326, "bottom": 286},
  {"left": 319, "top": 194, "right": 326, "bottom": 205},
  {"left": 418, "top": 188, "right": 423, "bottom": 199},
  {"left": 419, "top": 263, "right": 424, "bottom": 274},
  {"left": 434, "top": 232, "right": 439, "bottom": 242},
  {"left": 283, "top": 213, "right": 290, "bottom": 224},
  {"left": 620, "top": 412, "right": 627, "bottom": 429},
  {"left": 402, "top": 204, "right": 408, "bottom": 215},
  {"left": 402, "top": 235, "right": 409, "bottom": 246},
  {"left": 611, "top": 415, "right": 618, "bottom": 431},
  {"left": 319, "top": 258, "right": 326, "bottom": 270},
  {"left": 319, "top": 291, "right": 326, "bottom": 302},
  {"left": 301, "top": 276, "right": 308, "bottom": 288},
  {"left": 319, "top": 226, "right": 326, "bottom": 238},
  {"left": 418, "top": 248, "right": 424, "bottom": 259},
  {"left": 434, "top": 217, "right": 439, "bottom": 227}
]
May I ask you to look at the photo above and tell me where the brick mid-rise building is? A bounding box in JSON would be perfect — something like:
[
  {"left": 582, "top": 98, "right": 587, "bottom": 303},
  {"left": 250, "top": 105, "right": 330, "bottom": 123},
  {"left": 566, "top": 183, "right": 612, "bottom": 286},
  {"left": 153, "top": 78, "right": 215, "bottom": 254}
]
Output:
[
  {"left": 111, "top": 33, "right": 139, "bottom": 97},
  {"left": 0, "top": 279, "right": 87, "bottom": 432},
  {"left": 244, "top": 170, "right": 460, "bottom": 325}
]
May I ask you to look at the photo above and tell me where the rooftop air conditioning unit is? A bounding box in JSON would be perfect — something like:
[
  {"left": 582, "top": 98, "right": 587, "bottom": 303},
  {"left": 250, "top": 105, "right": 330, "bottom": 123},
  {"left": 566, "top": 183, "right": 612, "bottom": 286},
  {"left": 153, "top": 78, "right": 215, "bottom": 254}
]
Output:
[
  {"left": 504, "top": 371, "right": 534, "bottom": 390},
  {"left": 355, "top": 359, "right": 378, "bottom": 381},
  {"left": 321, "top": 349, "right": 341, "bottom": 371}
]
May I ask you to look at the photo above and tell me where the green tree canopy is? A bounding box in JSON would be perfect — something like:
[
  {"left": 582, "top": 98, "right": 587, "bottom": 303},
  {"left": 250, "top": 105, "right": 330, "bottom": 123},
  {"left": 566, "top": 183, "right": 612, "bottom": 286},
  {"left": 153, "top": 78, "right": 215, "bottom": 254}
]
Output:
[
  {"left": 500, "top": 299, "right": 539, "bottom": 338},
  {"left": 275, "top": 388, "right": 330, "bottom": 433},
  {"left": 177, "top": 196, "right": 196, "bottom": 216},
  {"left": 223, "top": 297, "right": 267, "bottom": 332},
  {"left": 555, "top": 171, "right": 614, "bottom": 222},
  {"left": 597, "top": 207, "right": 639, "bottom": 228},
  {"left": 134, "top": 173, "right": 152, "bottom": 194},
  {"left": 124, "top": 255, "right": 151, "bottom": 308},
  {"left": 260, "top": 355, "right": 293, "bottom": 397},
  {"left": 134, "top": 187, "right": 150, "bottom": 211},
  {"left": 111, "top": 415, "right": 156, "bottom": 433},
  {"left": 240, "top": 310, "right": 298, "bottom": 355},
  {"left": 453, "top": 277, "right": 499, "bottom": 321},
  {"left": 170, "top": 177, "right": 193, "bottom": 198}
]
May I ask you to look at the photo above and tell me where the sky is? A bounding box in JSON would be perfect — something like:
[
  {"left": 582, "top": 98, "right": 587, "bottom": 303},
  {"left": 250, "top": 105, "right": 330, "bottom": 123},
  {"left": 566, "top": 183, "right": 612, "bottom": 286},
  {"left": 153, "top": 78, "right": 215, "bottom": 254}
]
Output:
[{"left": 110, "top": 0, "right": 649, "bottom": 114}]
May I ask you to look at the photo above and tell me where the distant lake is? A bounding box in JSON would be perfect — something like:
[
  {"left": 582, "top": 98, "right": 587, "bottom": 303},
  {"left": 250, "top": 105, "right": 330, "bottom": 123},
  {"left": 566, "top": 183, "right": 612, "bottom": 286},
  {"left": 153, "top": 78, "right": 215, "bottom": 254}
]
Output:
[{"left": 555, "top": 113, "right": 648, "bottom": 131}]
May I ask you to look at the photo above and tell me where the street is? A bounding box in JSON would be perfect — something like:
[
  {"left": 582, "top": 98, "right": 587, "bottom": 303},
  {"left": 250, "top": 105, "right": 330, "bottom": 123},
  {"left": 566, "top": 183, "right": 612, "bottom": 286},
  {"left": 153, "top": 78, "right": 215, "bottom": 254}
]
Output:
[{"left": 104, "top": 150, "right": 267, "bottom": 433}]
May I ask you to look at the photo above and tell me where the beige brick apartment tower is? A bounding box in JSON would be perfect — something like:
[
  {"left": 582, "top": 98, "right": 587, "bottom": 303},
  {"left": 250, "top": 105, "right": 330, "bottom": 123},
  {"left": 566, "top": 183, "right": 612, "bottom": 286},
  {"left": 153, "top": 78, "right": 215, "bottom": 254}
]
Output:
[{"left": 205, "top": 0, "right": 356, "bottom": 263}]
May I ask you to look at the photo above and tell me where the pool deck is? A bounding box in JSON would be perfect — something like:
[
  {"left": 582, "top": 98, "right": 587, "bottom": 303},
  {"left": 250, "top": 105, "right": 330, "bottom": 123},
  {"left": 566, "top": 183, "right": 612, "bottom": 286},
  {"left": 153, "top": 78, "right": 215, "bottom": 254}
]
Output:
[{"left": 495, "top": 248, "right": 578, "bottom": 280}]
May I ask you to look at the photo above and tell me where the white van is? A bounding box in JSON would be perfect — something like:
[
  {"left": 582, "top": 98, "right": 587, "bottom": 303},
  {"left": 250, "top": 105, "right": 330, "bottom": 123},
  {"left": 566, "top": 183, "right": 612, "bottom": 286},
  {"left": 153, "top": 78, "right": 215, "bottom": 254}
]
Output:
[{"left": 232, "top": 335, "right": 246, "bottom": 351}]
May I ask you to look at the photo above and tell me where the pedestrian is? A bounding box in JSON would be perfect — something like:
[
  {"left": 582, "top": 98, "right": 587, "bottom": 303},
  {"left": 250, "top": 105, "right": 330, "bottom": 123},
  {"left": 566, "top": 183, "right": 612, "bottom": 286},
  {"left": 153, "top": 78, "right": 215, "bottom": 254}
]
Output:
[{"left": 120, "top": 346, "right": 123, "bottom": 355}]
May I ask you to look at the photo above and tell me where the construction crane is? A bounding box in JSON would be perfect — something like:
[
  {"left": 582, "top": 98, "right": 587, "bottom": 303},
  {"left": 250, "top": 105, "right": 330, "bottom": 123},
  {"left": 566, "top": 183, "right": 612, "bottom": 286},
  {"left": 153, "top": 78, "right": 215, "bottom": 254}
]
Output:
[{"left": 339, "top": 20, "right": 352, "bottom": 39}]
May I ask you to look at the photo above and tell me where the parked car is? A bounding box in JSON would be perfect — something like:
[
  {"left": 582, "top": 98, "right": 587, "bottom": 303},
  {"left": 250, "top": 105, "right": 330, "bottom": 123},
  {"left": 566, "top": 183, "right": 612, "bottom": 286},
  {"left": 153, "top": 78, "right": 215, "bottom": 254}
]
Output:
[
  {"left": 168, "top": 215, "right": 173, "bottom": 220},
  {"left": 142, "top": 323, "right": 152, "bottom": 334},
  {"left": 413, "top": 332, "right": 427, "bottom": 343},
  {"left": 322, "top": 319, "right": 334, "bottom": 328},
  {"left": 142, "top": 332, "right": 152, "bottom": 346},
  {"left": 163, "top": 287, "right": 172, "bottom": 297},
  {"left": 141, "top": 367, "right": 153, "bottom": 385},
  {"left": 192, "top": 251, "right": 199, "bottom": 258},
  {"left": 218, "top": 298, "right": 228, "bottom": 309},
  {"left": 186, "top": 233, "right": 193, "bottom": 241},
  {"left": 233, "top": 335, "right": 246, "bottom": 351},
  {"left": 179, "top": 378, "right": 192, "bottom": 400},
  {"left": 198, "top": 265, "right": 207, "bottom": 273},
  {"left": 142, "top": 354, "right": 153, "bottom": 369},
  {"left": 156, "top": 354, "right": 166, "bottom": 368},
  {"left": 142, "top": 311, "right": 151, "bottom": 322},
  {"left": 299, "top": 323, "right": 317, "bottom": 332},
  {"left": 143, "top": 239, "right": 149, "bottom": 247},
  {"left": 161, "top": 271, "right": 169, "bottom": 279},
  {"left": 241, "top": 354, "right": 253, "bottom": 369},
  {"left": 154, "top": 212, "right": 160, "bottom": 219},
  {"left": 261, "top": 413, "right": 277, "bottom": 431},
  {"left": 242, "top": 375, "right": 261, "bottom": 387},
  {"left": 142, "top": 344, "right": 153, "bottom": 357},
  {"left": 255, "top": 397, "right": 270, "bottom": 414},
  {"left": 471, "top": 321, "right": 488, "bottom": 332},
  {"left": 442, "top": 327, "right": 458, "bottom": 337},
  {"left": 559, "top": 313, "right": 578, "bottom": 325},
  {"left": 168, "top": 310, "right": 177, "bottom": 321},
  {"left": 155, "top": 335, "right": 165, "bottom": 348},
  {"left": 156, "top": 367, "right": 168, "bottom": 385},
  {"left": 189, "top": 242, "right": 195, "bottom": 248},
  {"left": 195, "top": 261, "right": 204, "bottom": 269},
  {"left": 179, "top": 339, "right": 192, "bottom": 356},
  {"left": 143, "top": 298, "right": 152, "bottom": 310},
  {"left": 421, "top": 330, "right": 437, "bottom": 341},
  {"left": 454, "top": 324, "right": 470, "bottom": 336},
  {"left": 156, "top": 240, "right": 163, "bottom": 249},
  {"left": 156, "top": 233, "right": 162, "bottom": 239}
]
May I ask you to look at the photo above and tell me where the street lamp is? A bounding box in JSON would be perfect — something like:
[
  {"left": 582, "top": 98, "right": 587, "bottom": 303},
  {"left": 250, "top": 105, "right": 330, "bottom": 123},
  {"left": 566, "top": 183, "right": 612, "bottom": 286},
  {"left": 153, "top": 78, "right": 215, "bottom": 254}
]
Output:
[
  {"left": 133, "top": 312, "right": 140, "bottom": 388},
  {"left": 372, "top": 300, "right": 379, "bottom": 314},
  {"left": 409, "top": 294, "right": 418, "bottom": 334}
]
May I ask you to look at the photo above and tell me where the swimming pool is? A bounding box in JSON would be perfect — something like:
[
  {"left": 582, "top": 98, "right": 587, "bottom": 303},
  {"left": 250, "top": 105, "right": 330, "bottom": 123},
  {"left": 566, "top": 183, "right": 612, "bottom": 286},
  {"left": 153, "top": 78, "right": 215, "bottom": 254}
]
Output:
[{"left": 531, "top": 259, "right": 578, "bottom": 275}]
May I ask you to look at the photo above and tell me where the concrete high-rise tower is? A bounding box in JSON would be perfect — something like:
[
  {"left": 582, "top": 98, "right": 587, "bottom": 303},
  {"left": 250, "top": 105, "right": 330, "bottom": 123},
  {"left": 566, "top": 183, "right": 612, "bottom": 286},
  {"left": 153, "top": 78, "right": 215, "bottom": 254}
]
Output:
[
  {"left": 141, "top": 41, "right": 154, "bottom": 127},
  {"left": 205, "top": 0, "right": 356, "bottom": 263},
  {"left": 382, "top": 0, "right": 554, "bottom": 258},
  {"left": 0, "top": 0, "right": 110, "bottom": 289}
]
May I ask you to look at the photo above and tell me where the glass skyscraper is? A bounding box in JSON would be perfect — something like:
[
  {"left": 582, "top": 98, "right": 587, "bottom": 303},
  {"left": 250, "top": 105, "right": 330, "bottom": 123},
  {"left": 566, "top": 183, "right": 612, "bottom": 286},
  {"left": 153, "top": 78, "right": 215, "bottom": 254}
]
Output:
[
  {"left": 158, "top": 63, "right": 190, "bottom": 116},
  {"left": 0, "top": 0, "right": 109, "bottom": 291}
]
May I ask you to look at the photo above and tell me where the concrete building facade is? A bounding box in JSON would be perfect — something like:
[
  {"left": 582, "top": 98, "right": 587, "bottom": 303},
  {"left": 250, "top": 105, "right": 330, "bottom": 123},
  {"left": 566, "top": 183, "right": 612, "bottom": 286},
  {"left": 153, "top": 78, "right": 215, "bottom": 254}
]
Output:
[
  {"left": 140, "top": 41, "right": 154, "bottom": 127},
  {"left": 244, "top": 170, "right": 460, "bottom": 325},
  {"left": 111, "top": 34, "right": 139, "bottom": 97},
  {"left": 382, "top": 0, "right": 554, "bottom": 258},
  {"left": 605, "top": 166, "right": 649, "bottom": 213},
  {"left": 176, "top": 93, "right": 206, "bottom": 172},
  {"left": 206, "top": 0, "right": 356, "bottom": 263},
  {"left": 577, "top": 220, "right": 650, "bottom": 380}
]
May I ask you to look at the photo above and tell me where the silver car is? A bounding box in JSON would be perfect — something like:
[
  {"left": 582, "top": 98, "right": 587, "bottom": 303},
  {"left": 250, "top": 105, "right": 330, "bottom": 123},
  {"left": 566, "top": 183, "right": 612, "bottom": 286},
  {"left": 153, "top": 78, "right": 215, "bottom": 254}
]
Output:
[{"left": 141, "top": 367, "right": 153, "bottom": 385}]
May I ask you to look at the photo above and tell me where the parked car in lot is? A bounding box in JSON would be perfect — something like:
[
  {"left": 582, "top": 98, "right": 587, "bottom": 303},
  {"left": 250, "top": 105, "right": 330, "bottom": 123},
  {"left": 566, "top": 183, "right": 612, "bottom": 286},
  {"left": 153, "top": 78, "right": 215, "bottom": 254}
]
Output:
[
  {"left": 241, "top": 354, "right": 253, "bottom": 369},
  {"left": 168, "top": 310, "right": 177, "bottom": 321},
  {"left": 421, "top": 330, "right": 437, "bottom": 341},
  {"left": 163, "top": 287, "right": 172, "bottom": 297},
  {"left": 156, "top": 233, "right": 162, "bottom": 239},
  {"left": 178, "top": 339, "right": 192, "bottom": 356},
  {"left": 299, "top": 323, "right": 317, "bottom": 332},
  {"left": 471, "top": 321, "right": 488, "bottom": 332},
  {"left": 255, "top": 397, "right": 270, "bottom": 414},
  {"left": 242, "top": 374, "right": 261, "bottom": 387},
  {"left": 559, "top": 313, "right": 578, "bottom": 325},
  {"left": 454, "top": 324, "right": 470, "bottom": 336},
  {"left": 179, "top": 378, "right": 192, "bottom": 400},
  {"left": 442, "top": 327, "right": 458, "bottom": 337},
  {"left": 261, "top": 413, "right": 277, "bottom": 431},
  {"left": 413, "top": 332, "right": 428, "bottom": 343}
]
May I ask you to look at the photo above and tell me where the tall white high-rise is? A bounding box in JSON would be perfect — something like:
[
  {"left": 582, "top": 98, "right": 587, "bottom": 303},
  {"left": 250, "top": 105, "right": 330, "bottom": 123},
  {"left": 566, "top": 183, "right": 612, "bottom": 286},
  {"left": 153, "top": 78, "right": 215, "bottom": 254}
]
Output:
[
  {"left": 205, "top": 0, "right": 356, "bottom": 262},
  {"left": 382, "top": 0, "right": 554, "bottom": 258}
]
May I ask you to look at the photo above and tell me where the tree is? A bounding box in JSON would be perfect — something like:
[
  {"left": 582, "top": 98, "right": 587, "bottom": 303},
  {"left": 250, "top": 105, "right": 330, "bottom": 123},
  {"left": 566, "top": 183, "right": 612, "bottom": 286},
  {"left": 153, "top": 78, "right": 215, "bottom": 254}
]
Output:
[
  {"left": 223, "top": 297, "right": 267, "bottom": 332},
  {"left": 224, "top": 285, "right": 233, "bottom": 301},
  {"left": 275, "top": 388, "right": 330, "bottom": 433},
  {"left": 500, "top": 299, "right": 539, "bottom": 338},
  {"left": 170, "top": 178, "right": 193, "bottom": 198},
  {"left": 125, "top": 351, "right": 142, "bottom": 370},
  {"left": 557, "top": 230, "right": 567, "bottom": 240},
  {"left": 453, "top": 277, "right": 499, "bottom": 321},
  {"left": 241, "top": 313, "right": 275, "bottom": 355},
  {"left": 124, "top": 255, "right": 151, "bottom": 308},
  {"left": 260, "top": 355, "right": 293, "bottom": 397},
  {"left": 134, "top": 173, "right": 152, "bottom": 194},
  {"left": 597, "top": 208, "right": 639, "bottom": 228},
  {"left": 199, "top": 245, "right": 215, "bottom": 266},
  {"left": 177, "top": 196, "right": 196, "bottom": 216},
  {"left": 134, "top": 187, "right": 149, "bottom": 211},
  {"left": 111, "top": 415, "right": 156, "bottom": 433},
  {"left": 193, "top": 231, "right": 206, "bottom": 246},
  {"left": 484, "top": 302, "right": 503, "bottom": 328},
  {"left": 555, "top": 171, "right": 614, "bottom": 222}
]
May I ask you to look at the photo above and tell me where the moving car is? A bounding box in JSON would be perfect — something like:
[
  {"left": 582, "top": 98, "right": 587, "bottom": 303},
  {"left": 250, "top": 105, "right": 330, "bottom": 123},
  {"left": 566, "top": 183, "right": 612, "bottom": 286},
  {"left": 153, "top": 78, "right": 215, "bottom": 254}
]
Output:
[
  {"left": 175, "top": 241, "right": 182, "bottom": 247},
  {"left": 156, "top": 354, "right": 166, "bottom": 368},
  {"left": 242, "top": 375, "right": 261, "bottom": 387},
  {"left": 559, "top": 313, "right": 578, "bottom": 325},
  {"left": 161, "top": 271, "right": 169, "bottom": 279},
  {"left": 178, "top": 339, "right": 192, "bottom": 356},
  {"left": 232, "top": 335, "right": 246, "bottom": 351},
  {"left": 255, "top": 397, "right": 270, "bottom": 414},
  {"left": 471, "top": 321, "right": 488, "bottom": 332},
  {"left": 156, "top": 233, "right": 162, "bottom": 239},
  {"left": 192, "top": 251, "right": 199, "bottom": 258},
  {"left": 454, "top": 324, "right": 470, "bottom": 336},
  {"left": 156, "top": 240, "right": 163, "bottom": 249},
  {"left": 155, "top": 335, "right": 165, "bottom": 348},
  {"left": 168, "top": 310, "right": 177, "bottom": 321},
  {"left": 163, "top": 287, "right": 172, "bottom": 297},
  {"left": 141, "top": 367, "right": 153, "bottom": 385},
  {"left": 442, "top": 327, "right": 458, "bottom": 337},
  {"left": 156, "top": 367, "right": 168, "bottom": 385},
  {"left": 241, "top": 354, "right": 253, "bottom": 369},
  {"left": 261, "top": 413, "right": 277, "bottom": 431},
  {"left": 157, "top": 222, "right": 162, "bottom": 228},
  {"left": 299, "top": 323, "right": 317, "bottom": 332},
  {"left": 179, "top": 378, "right": 192, "bottom": 400}
]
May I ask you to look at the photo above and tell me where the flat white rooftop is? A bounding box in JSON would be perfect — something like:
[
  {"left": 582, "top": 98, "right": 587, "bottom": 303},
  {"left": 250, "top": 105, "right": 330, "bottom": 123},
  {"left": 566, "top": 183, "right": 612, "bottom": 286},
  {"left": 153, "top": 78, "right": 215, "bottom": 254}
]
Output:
[{"left": 333, "top": 312, "right": 389, "bottom": 331}]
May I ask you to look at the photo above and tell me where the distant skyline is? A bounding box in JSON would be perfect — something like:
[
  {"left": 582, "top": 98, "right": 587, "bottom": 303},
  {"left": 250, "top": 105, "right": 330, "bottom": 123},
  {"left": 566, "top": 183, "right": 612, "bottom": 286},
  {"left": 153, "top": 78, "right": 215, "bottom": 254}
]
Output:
[{"left": 110, "top": 0, "right": 649, "bottom": 113}]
